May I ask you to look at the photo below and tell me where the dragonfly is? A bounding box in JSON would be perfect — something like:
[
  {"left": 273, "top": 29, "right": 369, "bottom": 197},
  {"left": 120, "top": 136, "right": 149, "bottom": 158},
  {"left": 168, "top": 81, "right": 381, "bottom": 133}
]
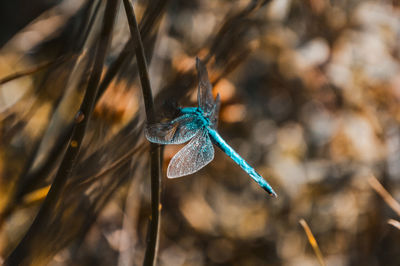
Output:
[{"left": 145, "top": 58, "right": 277, "bottom": 197}]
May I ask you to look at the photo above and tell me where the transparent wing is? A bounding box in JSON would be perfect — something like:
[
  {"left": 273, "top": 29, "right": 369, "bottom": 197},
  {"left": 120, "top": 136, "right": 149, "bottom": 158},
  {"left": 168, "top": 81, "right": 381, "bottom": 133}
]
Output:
[
  {"left": 145, "top": 114, "right": 201, "bottom": 144},
  {"left": 210, "top": 93, "right": 220, "bottom": 129},
  {"left": 167, "top": 129, "right": 214, "bottom": 178},
  {"left": 196, "top": 57, "right": 215, "bottom": 114}
]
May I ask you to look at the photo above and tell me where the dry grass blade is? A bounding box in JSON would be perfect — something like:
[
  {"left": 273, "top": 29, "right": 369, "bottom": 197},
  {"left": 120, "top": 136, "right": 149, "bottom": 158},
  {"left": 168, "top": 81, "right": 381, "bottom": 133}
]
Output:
[
  {"left": 388, "top": 219, "right": 400, "bottom": 230},
  {"left": 3, "top": 0, "right": 120, "bottom": 264},
  {"left": 73, "top": 145, "right": 144, "bottom": 188},
  {"left": 21, "top": 185, "right": 51, "bottom": 206},
  {"left": 0, "top": 55, "right": 72, "bottom": 85},
  {"left": 18, "top": 138, "right": 141, "bottom": 207},
  {"left": 299, "top": 219, "right": 326, "bottom": 266},
  {"left": 368, "top": 176, "right": 400, "bottom": 217}
]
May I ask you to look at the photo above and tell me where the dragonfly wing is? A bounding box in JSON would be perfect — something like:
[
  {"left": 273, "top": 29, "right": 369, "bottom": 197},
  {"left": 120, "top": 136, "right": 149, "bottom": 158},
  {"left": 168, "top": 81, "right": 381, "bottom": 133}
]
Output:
[
  {"left": 167, "top": 129, "right": 214, "bottom": 178},
  {"left": 145, "top": 114, "right": 201, "bottom": 144},
  {"left": 196, "top": 57, "right": 215, "bottom": 114},
  {"left": 210, "top": 93, "right": 221, "bottom": 129}
]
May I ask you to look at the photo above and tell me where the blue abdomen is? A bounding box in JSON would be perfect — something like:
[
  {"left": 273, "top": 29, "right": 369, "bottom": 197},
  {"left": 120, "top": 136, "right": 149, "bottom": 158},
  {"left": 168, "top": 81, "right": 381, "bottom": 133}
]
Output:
[{"left": 207, "top": 128, "right": 277, "bottom": 197}]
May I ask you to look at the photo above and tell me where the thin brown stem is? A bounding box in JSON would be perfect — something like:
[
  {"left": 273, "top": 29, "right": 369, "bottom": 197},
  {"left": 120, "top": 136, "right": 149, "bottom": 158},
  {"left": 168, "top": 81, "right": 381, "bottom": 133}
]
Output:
[{"left": 123, "top": 1, "right": 161, "bottom": 265}]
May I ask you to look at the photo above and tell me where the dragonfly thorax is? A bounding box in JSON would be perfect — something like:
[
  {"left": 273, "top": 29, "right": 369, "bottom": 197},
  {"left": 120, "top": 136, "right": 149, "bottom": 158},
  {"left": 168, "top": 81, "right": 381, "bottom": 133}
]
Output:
[{"left": 180, "top": 107, "right": 212, "bottom": 127}]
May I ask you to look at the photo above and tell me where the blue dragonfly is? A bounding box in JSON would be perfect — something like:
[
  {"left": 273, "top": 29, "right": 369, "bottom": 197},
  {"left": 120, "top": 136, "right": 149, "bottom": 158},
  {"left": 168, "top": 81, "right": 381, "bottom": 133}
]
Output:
[{"left": 145, "top": 58, "right": 277, "bottom": 197}]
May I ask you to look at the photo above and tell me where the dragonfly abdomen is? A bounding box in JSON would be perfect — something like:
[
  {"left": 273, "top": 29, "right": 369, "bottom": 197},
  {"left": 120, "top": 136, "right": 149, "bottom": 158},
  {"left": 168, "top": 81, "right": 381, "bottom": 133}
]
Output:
[{"left": 207, "top": 128, "right": 277, "bottom": 197}]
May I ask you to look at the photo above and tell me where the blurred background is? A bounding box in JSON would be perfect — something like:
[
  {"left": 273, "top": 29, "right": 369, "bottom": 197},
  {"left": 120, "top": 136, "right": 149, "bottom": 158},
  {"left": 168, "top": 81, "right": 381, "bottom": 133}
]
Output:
[{"left": 1, "top": 0, "right": 400, "bottom": 265}]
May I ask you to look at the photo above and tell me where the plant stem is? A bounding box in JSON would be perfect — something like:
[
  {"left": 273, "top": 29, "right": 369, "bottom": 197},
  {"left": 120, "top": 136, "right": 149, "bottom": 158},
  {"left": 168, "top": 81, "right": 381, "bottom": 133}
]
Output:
[
  {"left": 4, "top": 1, "right": 119, "bottom": 265},
  {"left": 122, "top": 1, "right": 161, "bottom": 265},
  {"left": 123, "top": 0, "right": 156, "bottom": 122}
]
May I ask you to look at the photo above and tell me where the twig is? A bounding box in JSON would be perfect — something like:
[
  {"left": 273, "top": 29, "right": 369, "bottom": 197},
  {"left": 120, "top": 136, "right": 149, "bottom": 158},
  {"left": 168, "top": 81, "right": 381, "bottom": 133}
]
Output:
[
  {"left": 388, "top": 219, "right": 400, "bottom": 230},
  {"left": 299, "top": 219, "right": 326, "bottom": 266},
  {"left": 122, "top": 1, "right": 161, "bottom": 266},
  {"left": 368, "top": 175, "right": 400, "bottom": 217},
  {"left": 4, "top": 1, "right": 119, "bottom": 265}
]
